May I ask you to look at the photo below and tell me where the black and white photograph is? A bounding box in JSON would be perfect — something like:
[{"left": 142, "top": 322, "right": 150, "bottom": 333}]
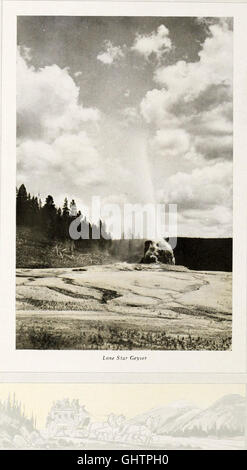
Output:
[{"left": 16, "top": 15, "right": 233, "bottom": 351}]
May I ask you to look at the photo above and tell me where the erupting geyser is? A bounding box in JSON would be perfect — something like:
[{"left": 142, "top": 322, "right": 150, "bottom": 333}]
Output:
[{"left": 141, "top": 239, "right": 175, "bottom": 265}]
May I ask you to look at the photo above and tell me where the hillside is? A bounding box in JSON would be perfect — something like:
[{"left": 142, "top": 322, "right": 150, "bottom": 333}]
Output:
[
  {"left": 16, "top": 227, "right": 115, "bottom": 269},
  {"left": 129, "top": 394, "right": 245, "bottom": 437},
  {"left": 17, "top": 227, "right": 232, "bottom": 271},
  {"left": 180, "top": 394, "right": 245, "bottom": 437},
  {"left": 128, "top": 401, "right": 201, "bottom": 435},
  {"left": 108, "top": 238, "right": 232, "bottom": 271},
  {"left": 0, "top": 399, "right": 43, "bottom": 449}
]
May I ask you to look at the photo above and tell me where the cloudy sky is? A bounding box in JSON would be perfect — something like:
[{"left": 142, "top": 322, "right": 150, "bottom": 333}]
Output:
[{"left": 17, "top": 16, "right": 233, "bottom": 237}]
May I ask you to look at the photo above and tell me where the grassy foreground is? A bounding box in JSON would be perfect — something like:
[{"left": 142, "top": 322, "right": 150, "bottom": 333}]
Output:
[{"left": 16, "top": 316, "right": 231, "bottom": 350}]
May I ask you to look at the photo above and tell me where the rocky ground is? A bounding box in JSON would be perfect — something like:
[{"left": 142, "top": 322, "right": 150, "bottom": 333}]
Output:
[{"left": 16, "top": 263, "right": 232, "bottom": 350}]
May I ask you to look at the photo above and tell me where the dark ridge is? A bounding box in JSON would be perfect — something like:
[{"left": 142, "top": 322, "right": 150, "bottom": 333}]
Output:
[
  {"left": 173, "top": 237, "right": 232, "bottom": 271},
  {"left": 108, "top": 237, "right": 232, "bottom": 271}
]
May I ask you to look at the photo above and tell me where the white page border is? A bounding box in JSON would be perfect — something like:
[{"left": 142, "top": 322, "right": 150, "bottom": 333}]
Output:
[{"left": 0, "top": 1, "right": 246, "bottom": 378}]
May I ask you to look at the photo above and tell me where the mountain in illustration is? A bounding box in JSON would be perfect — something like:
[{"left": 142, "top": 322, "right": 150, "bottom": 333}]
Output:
[
  {"left": 180, "top": 394, "right": 245, "bottom": 437},
  {"left": 0, "top": 393, "right": 245, "bottom": 449},
  {"left": 129, "top": 394, "right": 245, "bottom": 437},
  {"left": 129, "top": 400, "right": 201, "bottom": 435}
]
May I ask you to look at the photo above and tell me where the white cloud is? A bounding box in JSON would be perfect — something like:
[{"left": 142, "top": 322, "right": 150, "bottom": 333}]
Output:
[
  {"left": 17, "top": 48, "right": 100, "bottom": 142},
  {"left": 152, "top": 129, "right": 191, "bottom": 158},
  {"left": 142, "top": 23, "right": 233, "bottom": 237},
  {"left": 121, "top": 106, "right": 140, "bottom": 125},
  {"left": 16, "top": 20, "right": 233, "bottom": 238},
  {"left": 157, "top": 161, "right": 232, "bottom": 236},
  {"left": 177, "top": 207, "right": 232, "bottom": 237},
  {"left": 19, "top": 45, "right": 32, "bottom": 62},
  {"left": 140, "top": 20, "right": 233, "bottom": 163},
  {"left": 18, "top": 131, "right": 101, "bottom": 177},
  {"left": 159, "top": 161, "right": 232, "bottom": 208},
  {"left": 97, "top": 41, "right": 124, "bottom": 65},
  {"left": 74, "top": 71, "right": 82, "bottom": 77},
  {"left": 154, "top": 22, "right": 232, "bottom": 94},
  {"left": 17, "top": 131, "right": 104, "bottom": 207},
  {"left": 17, "top": 47, "right": 104, "bottom": 208},
  {"left": 17, "top": 48, "right": 153, "bottom": 212},
  {"left": 132, "top": 24, "right": 172, "bottom": 61}
]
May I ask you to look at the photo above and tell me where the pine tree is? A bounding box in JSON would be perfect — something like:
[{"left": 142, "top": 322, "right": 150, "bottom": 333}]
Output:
[
  {"left": 55, "top": 207, "right": 63, "bottom": 239},
  {"left": 61, "top": 197, "right": 70, "bottom": 240},
  {"left": 62, "top": 197, "right": 70, "bottom": 218},
  {"left": 29, "top": 196, "right": 40, "bottom": 227},
  {"left": 42, "top": 195, "right": 57, "bottom": 239},
  {"left": 16, "top": 184, "right": 28, "bottom": 225}
]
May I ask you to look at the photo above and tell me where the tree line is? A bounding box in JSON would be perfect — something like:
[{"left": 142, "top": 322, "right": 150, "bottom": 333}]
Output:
[
  {"left": 16, "top": 184, "right": 110, "bottom": 248},
  {"left": 0, "top": 393, "right": 36, "bottom": 430}
]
